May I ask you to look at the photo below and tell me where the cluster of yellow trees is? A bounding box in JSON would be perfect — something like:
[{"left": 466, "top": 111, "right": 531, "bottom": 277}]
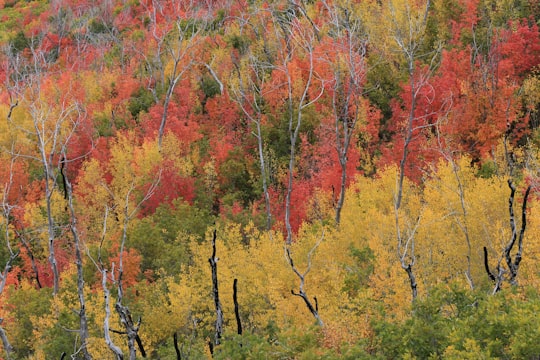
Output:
[{"left": 4, "top": 142, "right": 539, "bottom": 358}]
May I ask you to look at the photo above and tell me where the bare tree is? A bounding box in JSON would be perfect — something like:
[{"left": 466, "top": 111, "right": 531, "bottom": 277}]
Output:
[
  {"left": 94, "top": 206, "right": 123, "bottom": 360},
  {"left": 137, "top": 0, "right": 210, "bottom": 148},
  {"left": 285, "top": 231, "right": 324, "bottom": 326},
  {"left": 5, "top": 35, "right": 88, "bottom": 296},
  {"left": 113, "top": 180, "right": 159, "bottom": 359},
  {"left": 102, "top": 267, "right": 123, "bottom": 360},
  {"left": 445, "top": 153, "right": 475, "bottom": 290},
  {"left": 233, "top": 278, "right": 242, "bottom": 335},
  {"left": 91, "top": 175, "right": 160, "bottom": 359},
  {"left": 271, "top": 8, "right": 324, "bottom": 244},
  {"left": 321, "top": 1, "right": 369, "bottom": 225},
  {"left": 0, "top": 155, "right": 23, "bottom": 359},
  {"left": 387, "top": 0, "right": 433, "bottom": 301},
  {"left": 61, "top": 156, "right": 92, "bottom": 359},
  {"left": 230, "top": 48, "right": 274, "bottom": 233},
  {"left": 484, "top": 180, "right": 531, "bottom": 294}
]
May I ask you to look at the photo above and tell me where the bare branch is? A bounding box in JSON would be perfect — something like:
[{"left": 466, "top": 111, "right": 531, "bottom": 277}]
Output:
[{"left": 285, "top": 231, "right": 324, "bottom": 326}]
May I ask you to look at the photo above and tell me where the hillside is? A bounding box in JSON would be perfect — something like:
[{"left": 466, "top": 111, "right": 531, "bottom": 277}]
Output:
[{"left": 0, "top": 0, "right": 539, "bottom": 358}]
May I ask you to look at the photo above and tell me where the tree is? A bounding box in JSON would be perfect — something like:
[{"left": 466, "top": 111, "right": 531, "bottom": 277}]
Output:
[
  {"left": 0, "top": 155, "right": 22, "bottom": 359},
  {"left": 269, "top": 5, "right": 324, "bottom": 244},
  {"left": 285, "top": 231, "right": 324, "bottom": 327},
  {"left": 229, "top": 21, "right": 274, "bottom": 233},
  {"left": 4, "top": 33, "right": 90, "bottom": 295},
  {"left": 208, "top": 229, "right": 223, "bottom": 353},
  {"left": 77, "top": 132, "right": 161, "bottom": 359},
  {"left": 319, "top": 0, "right": 370, "bottom": 226},
  {"left": 136, "top": 0, "right": 210, "bottom": 148},
  {"left": 369, "top": 0, "right": 434, "bottom": 300},
  {"left": 60, "top": 153, "right": 93, "bottom": 359},
  {"left": 484, "top": 180, "right": 531, "bottom": 293}
]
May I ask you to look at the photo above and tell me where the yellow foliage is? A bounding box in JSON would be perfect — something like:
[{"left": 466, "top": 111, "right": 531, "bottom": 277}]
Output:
[
  {"left": 160, "top": 133, "right": 195, "bottom": 177},
  {"left": 360, "top": 0, "right": 431, "bottom": 63}
]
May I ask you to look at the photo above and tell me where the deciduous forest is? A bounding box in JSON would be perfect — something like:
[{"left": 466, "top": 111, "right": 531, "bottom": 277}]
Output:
[{"left": 0, "top": 0, "right": 539, "bottom": 358}]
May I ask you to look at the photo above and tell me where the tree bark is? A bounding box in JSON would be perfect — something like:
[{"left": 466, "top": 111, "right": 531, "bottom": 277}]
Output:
[
  {"left": 209, "top": 229, "right": 223, "bottom": 346},
  {"left": 484, "top": 181, "right": 531, "bottom": 293},
  {"left": 102, "top": 269, "right": 124, "bottom": 360},
  {"left": 173, "top": 332, "right": 181, "bottom": 360},
  {"left": 0, "top": 319, "right": 13, "bottom": 359},
  {"left": 391, "top": 0, "right": 432, "bottom": 302},
  {"left": 285, "top": 233, "right": 324, "bottom": 326},
  {"left": 233, "top": 279, "right": 242, "bottom": 335},
  {"left": 62, "top": 158, "right": 92, "bottom": 359}
]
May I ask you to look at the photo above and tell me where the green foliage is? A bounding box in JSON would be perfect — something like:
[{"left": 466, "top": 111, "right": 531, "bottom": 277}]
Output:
[
  {"left": 200, "top": 74, "right": 221, "bottom": 99},
  {"left": 423, "top": 0, "right": 464, "bottom": 51},
  {"left": 93, "top": 113, "right": 115, "bottom": 137},
  {"left": 264, "top": 105, "right": 320, "bottom": 163},
  {"left": 342, "top": 245, "right": 375, "bottom": 297},
  {"left": 8, "top": 31, "right": 29, "bottom": 55},
  {"left": 127, "top": 86, "right": 155, "bottom": 119},
  {"left": 372, "top": 284, "right": 540, "bottom": 359},
  {"left": 218, "top": 147, "right": 258, "bottom": 206},
  {"left": 89, "top": 18, "right": 111, "bottom": 34},
  {"left": 364, "top": 58, "right": 403, "bottom": 139},
  {"left": 226, "top": 34, "right": 250, "bottom": 55},
  {"left": 128, "top": 198, "right": 212, "bottom": 276},
  {"left": 477, "top": 160, "right": 498, "bottom": 178},
  {"left": 214, "top": 327, "right": 334, "bottom": 359},
  {"left": 207, "top": 9, "right": 226, "bottom": 34},
  {"left": 4, "top": 283, "right": 52, "bottom": 358}
]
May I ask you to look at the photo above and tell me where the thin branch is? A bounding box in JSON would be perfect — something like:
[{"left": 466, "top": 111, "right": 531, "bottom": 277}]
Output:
[{"left": 285, "top": 231, "right": 324, "bottom": 326}]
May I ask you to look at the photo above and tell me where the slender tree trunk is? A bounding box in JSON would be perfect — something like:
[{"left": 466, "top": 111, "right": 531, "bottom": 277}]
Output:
[
  {"left": 63, "top": 160, "right": 92, "bottom": 359},
  {"left": 233, "top": 278, "right": 242, "bottom": 335},
  {"left": 451, "top": 158, "right": 475, "bottom": 289},
  {"left": 335, "top": 151, "right": 348, "bottom": 225},
  {"left": 209, "top": 230, "right": 223, "bottom": 347},
  {"left": 284, "top": 68, "right": 297, "bottom": 245},
  {"left": 45, "top": 175, "right": 60, "bottom": 295},
  {"left": 484, "top": 181, "right": 531, "bottom": 293},
  {"left": 102, "top": 269, "right": 124, "bottom": 360},
  {"left": 0, "top": 320, "right": 13, "bottom": 359},
  {"left": 173, "top": 332, "right": 181, "bottom": 360},
  {"left": 392, "top": 0, "right": 432, "bottom": 301},
  {"left": 256, "top": 121, "right": 272, "bottom": 233},
  {"left": 158, "top": 79, "right": 176, "bottom": 149},
  {"left": 115, "top": 192, "right": 145, "bottom": 360}
]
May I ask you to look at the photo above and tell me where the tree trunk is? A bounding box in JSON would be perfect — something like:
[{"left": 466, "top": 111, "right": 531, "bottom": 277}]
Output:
[
  {"left": 233, "top": 278, "right": 242, "bottom": 335},
  {"left": 209, "top": 230, "right": 223, "bottom": 346},
  {"left": 63, "top": 159, "right": 92, "bottom": 359}
]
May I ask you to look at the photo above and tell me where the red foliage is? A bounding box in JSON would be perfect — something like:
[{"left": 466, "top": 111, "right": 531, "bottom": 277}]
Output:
[
  {"left": 204, "top": 93, "right": 241, "bottom": 135},
  {"left": 382, "top": 15, "right": 540, "bottom": 175},
  {"left": 17, "top": 241, "right": 70, "bottom": 289},
  {"left": 498, "top": 21, "right": 540, "bottom": 78},
  {"left": 108, "top": 244, "right": 142, "bottom": 288},
  {"left": 0, "top": 160, "right": 29, "bottom": 205},
  {"left": 139, "top": 160, "right": 196, "bottom": 216}
]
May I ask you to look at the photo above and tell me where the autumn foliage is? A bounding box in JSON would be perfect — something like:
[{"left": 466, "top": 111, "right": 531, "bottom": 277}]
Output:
[{"left": 0, "top": 0, "right": 539, "bottom": 358}]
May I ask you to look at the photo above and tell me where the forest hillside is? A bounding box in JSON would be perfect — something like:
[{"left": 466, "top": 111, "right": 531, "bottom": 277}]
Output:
[{"left": 0, "top": 0, "right": 540, "bottom": 358}]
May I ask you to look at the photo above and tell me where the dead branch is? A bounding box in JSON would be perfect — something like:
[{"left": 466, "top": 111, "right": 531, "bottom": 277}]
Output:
[
  {"left": 285, "top": 231, "right": 324, "bottom": 326},
  {"left": 485, "top": 180, "right": 532, "bottom": 293},
  {"left": 208, "top": 229, "right": 223, "bottom": 347},
  {"left": 233, "top": 278, "right": 242, "bottom": 335}
]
